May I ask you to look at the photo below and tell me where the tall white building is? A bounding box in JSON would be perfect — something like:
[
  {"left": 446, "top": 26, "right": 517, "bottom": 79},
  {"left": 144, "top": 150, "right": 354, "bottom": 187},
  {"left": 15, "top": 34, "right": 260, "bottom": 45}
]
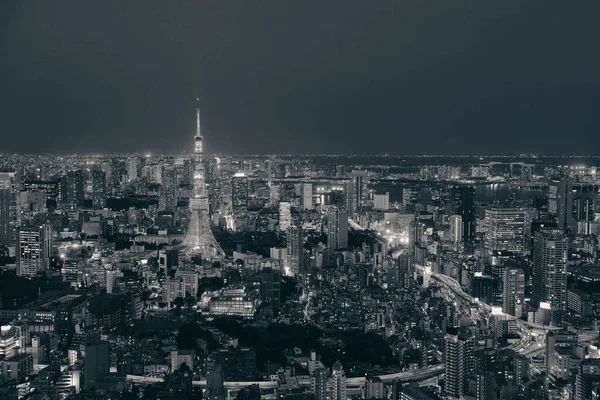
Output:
[
  {"left": 279, "top": 202, "right": 291, "bottom": 231},
  {"left": 449, "top": 215, "right": 463, "bottom": 249},
  {"left": 332, "top": 360, "right": 347, "bottom": 400},
  {"left": 126, "top": 157, "right": 139, "bottom": 182}
]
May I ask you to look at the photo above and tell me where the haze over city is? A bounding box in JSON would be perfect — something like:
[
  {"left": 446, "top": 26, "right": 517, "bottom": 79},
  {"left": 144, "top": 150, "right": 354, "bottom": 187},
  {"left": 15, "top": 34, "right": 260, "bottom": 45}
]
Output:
[{"left": 2, "top": 1, "right": 600, "bottom": 155}]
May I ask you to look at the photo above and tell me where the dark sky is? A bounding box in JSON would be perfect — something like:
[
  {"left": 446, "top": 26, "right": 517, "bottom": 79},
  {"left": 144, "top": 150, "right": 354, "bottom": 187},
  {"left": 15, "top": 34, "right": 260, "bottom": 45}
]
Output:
[{"left": 1, "top": 1, "right": 600, "bottom": 155}]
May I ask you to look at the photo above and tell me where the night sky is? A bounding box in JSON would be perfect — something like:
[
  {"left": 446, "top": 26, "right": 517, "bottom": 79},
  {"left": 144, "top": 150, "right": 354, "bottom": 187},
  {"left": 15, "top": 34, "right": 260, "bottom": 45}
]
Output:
[{"left": 1, "top": 1, "right": 600, "bottom": 155}]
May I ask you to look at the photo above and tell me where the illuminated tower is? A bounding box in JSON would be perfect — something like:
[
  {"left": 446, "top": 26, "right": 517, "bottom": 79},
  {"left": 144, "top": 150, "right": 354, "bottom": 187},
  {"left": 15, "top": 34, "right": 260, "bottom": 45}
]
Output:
[{"left": 183, "top": 99, "right": 224, "bottom": 258}]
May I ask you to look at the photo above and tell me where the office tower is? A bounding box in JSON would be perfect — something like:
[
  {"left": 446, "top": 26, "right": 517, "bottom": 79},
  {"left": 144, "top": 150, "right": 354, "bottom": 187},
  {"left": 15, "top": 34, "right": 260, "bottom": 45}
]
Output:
[
  {"left": 344, "top": 179, "right": 355, "bottom": 214},
  {"left": 484, "top": 207, "right": 526, "bottom": 254},
  {"left": 160, "top": 165, "right": 178, "bottom": 211},
  {"left": 347, "top": 170, "right": 367, "bottom": 213},
  {"left": 259, "top": 267, "right": 281, "bottom": 314},
  {"left": 549, "top": 176, "right": 596, "bottom": 234},
  {"left": 232, "top": 173, "right": 249, "bottom": 212},
  {"left": 126, "top": 157, "right": 139, "bottom": 182},
  {"left": 279, "top": 202, "right": 291, "bottom": 231},
  {"left": 575, "top": 359, "right": 600, "bottom": 400},
  {"left": 311, "top": 367, "right": 328, "bottom": 400},
  {"left": 331, "top": 360, "right": 347, "bottom": 400},
  {"left": 373, "top": 192, "right": 390, "bottom": 210},
  {"left": 296, "top": 183, "right": 313, "bottom": 210},
  {"left": 269, "top": 185, "right": 281, "bottom": 207},
  {"left": 532, "top": 229, "right": 568, "bottom": 315},
  {"left": 449, "top": 186, "right": 476, "bottom": 243},
  {"left": 183, "top": 99, "right": 224, "bottom": 257},
  {"left": 84, "top": 342, "right": 109, "bottom": 388},
  {"left": 17, "top": 224, "right": 52, "bottom": 277},
  {"left": 444, "top": 331, "right": 475, "bottom": 398},
  {"left": 449, "top": 214, "right": 463, "bottom": 249},
  {"left": 327, "top": 206, "right": 348, "bottom": 250},
  {"left": 0, "top": 172, "right": 18, "bottom": 247},
  {"left": 396, "top": 254, "right": 412, "bottom": 289},
  {"left": 502, "top": 267, "right": 525, "bottom": 317},
  {"left": 90, "top": 169, "right": 106, "bottom": 208},
  {"left": 286, "top": 226, "right": 304, "bottom": 276},
  {"left": 62, "top": 170, "right": 85, "bottom": 206}
]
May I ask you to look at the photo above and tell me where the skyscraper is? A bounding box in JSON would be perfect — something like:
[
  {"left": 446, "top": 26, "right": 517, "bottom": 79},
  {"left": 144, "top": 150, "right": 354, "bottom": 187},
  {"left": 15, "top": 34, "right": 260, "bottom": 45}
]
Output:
[
  {"left": 346, "top": 170, "right": 368, "bottom": 214},
  {"left": 331, "top": 360, "right": 347, "bottom": 400},
  {"left": 160, "top": 164, "right": 178, "bottom": 211},
  {"left": 484, "top": 207, "right": 526, "bottom": 254},
  {"left": 0, "top": 172, "right": 18, "bottom": 248},
  {"left": 259, "top": 267, "right": 281, "bottom": 314},
  {"left": 502, "top": 266, "right": 525, "bottom": 317},
  {"left": 327, "top": 206, "right": 348, "bottom": 250},
  {"left": 62, "top": 170, "right": 85, "bottom": 206},
  {"left": 17, "top": 224, "right": 52, "bottom": 277},
  {"left": 279, "top": 201, "right": 291, "bottom": 231},
  {"left": 84, "top": 342, "right": 109, "bottom": 389},
  {"left": 296, "top": 183, "right": 313, "bottom": 210},
  {"left": 444, "top": 330, "right": 475, "bottom": 398},
  {"left": 449, "top": 214, "right": 463, "bottom": 250},
  {"left": 532, "top": 229, "right": 568, "bottom": 316},
  {"left": 286, "top": 226, "right": 304, "bottom": 276},
  {"left": 90, "top": 169, "right": 106, "bottom": 208},
  {"left": 311, "top": 367, "right": 328, "bottom": 400},
  {"left": 449, "top": 186, "right": 476, "bottom": 243},
  {"left": 232, "top": 173, "right": 249, "bottom": 212}
]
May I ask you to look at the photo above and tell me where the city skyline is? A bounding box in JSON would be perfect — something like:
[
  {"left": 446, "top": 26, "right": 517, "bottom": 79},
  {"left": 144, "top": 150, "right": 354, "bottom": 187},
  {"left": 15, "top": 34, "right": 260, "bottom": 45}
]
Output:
[{"left": 2, "top": 1, "right": 600, "bottom": 155}]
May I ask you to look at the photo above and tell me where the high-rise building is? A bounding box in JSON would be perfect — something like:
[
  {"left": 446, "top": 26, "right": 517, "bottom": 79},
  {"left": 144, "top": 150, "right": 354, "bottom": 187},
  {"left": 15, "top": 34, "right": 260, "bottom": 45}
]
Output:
[
  {"left": 90, "top": 169, "right": 107, "bottom": 208},
  {"left": 549, "top": 176, "right": 596, "bottom": 234},
  {"left": 444, "top": 331, "right": 475, "bottom": 398},
  {"left": 449, "top": 214, "right": 463, "bottom": 250},
  {"left": 232, "top": 173, "right": 249, "bottom": 212},
  {"left": 502, "top": 266, "right": 525, "bottom": 317},
  {"left": 126, "top": 157, "right": 139, "bottom": 182},
  {"left": 299, "top": 183, "right": 313, "bottom": 210},
  {"left": 17, "top": 224, "right": 52, "bottom": 277},
  {"left": 311, "top": 367, "right": 328, "bottom": 400},
  {"left": 575, "top": 359, "right": 600, "bottom": 400},
  {"left": 279, "top": 202, "right": 291, "bottom": 231},
  {"left": 373, "top": 193, "right": 390, "bottom": 210},
  {"left": 327, "top": 206, "right": 348, "bottom": 250},
  {"left": 286, "top": 226, "right": 304, "bottom": 276},
  {"left": 160, "top": 165, "right": 178, "bottom": 211},
  {"left": 449, "top": 186, "right": 476, "bottom": 243},
  {"left": 259, "top": 267, "right": 281, "bottom": 314},
  {"left": 532, "top": 229, "right": 568, "bottom": 318},
  {"left": 0, "top": 172, "right": 18, "bottom": 248},
  {"left": 347, "top": 170, "right": 367, "bottom": 213},
  {"left": 331, "top": 360, "right": 347, "bottom": 400},
  {"left": 484, "top": 207, "right": 526, "bottom": 254},
  {"left": 62, "top": 170, "right": 85, "bottom": 206},
  {"left": 84, "top": 342, "right": 109, "bottom": 388}
]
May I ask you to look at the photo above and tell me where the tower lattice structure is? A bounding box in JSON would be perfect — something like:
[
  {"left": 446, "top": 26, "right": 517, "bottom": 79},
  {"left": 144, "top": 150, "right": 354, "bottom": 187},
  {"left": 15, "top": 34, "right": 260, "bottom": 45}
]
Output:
[{"left": 183, "top": 99, "right": 225, "bottom": 258}]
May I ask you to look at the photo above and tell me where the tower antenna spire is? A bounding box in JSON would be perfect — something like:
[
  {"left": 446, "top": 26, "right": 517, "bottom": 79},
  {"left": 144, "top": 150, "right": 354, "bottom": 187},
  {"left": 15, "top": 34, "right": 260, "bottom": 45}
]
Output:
[{"left": 196, "top": 97, "right": 201, "bottom": 138}]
